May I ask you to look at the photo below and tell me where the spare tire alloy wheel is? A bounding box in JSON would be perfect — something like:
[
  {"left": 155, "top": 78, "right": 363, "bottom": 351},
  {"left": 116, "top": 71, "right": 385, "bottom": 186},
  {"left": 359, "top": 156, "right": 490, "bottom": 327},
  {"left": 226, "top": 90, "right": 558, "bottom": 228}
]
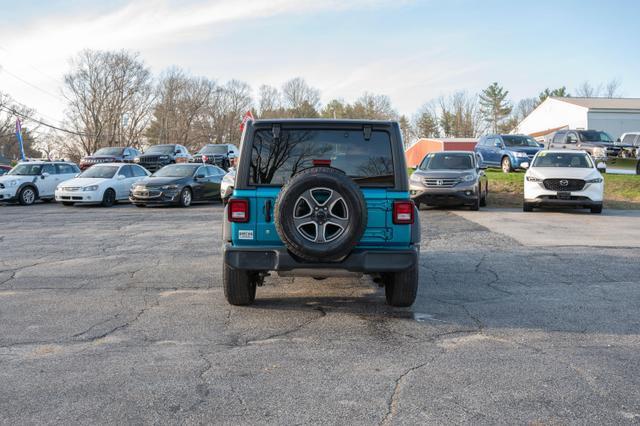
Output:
[
  {"left": 275, "top": 167, "right": 367, "bottom": 262},
  {"left": 294, "top": 188, "right": 349, "bottom": 244}
]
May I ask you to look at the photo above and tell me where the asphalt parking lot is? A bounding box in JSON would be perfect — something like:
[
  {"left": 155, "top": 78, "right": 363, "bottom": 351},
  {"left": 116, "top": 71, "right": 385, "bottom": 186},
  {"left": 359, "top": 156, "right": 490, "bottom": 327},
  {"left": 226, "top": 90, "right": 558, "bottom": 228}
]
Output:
[{"left": 1, "top": 204, "right": 639, "bottom": 424}]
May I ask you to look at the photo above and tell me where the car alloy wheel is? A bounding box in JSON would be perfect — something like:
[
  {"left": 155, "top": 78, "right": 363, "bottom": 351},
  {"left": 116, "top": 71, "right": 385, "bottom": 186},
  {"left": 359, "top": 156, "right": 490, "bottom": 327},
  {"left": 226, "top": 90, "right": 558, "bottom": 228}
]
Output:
[
  {"left": 293, "top": 187, "right": 349, "bottom": 244},
  {"left": 20, "top": 187, "right": 36, "bottom": 205},
  {"left": 180, "top": 188, "right": 192, "bottom": 207},
  {"left": 502, "top": 157, "right": 512, "bottom": 173}
]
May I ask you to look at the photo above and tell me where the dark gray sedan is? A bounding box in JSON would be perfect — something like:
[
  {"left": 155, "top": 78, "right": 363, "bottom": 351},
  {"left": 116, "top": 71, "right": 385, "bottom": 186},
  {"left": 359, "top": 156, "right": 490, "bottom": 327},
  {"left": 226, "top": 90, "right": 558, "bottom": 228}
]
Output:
[{"left": 409, "top": 151, "right": 488, "bottom": 210}]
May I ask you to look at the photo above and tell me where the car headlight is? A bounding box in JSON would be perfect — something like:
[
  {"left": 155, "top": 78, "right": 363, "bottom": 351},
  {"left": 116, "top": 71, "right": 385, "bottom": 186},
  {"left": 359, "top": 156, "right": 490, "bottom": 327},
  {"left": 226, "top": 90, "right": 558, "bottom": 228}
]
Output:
[
  {"left": 586, "top": 177, "right": 603, "bottom": 183},
  {"left": 160, "top": 184, "right": 178, "bottom": 190},
  {"left": 133, "top": 157, "right": 140, "bottom": 163},
  {"left": 83, "top": 185, "right": 99, "bottom": 191},
  {"left": 514, "top": 152, "right": 529, "bottom": 158},
  {"left": 461, "top": 174, "right": 475, "bottom": 182},
  {"left": 526, "top": 175, "right": 542, "bottom": 182}
]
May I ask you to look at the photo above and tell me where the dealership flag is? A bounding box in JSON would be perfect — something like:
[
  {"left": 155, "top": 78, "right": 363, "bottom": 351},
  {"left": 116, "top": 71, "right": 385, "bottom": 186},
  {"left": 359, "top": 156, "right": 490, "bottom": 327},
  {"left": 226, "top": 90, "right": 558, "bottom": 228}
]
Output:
[
  {"left": 15, "top": 118, "right": 26, "bottom": 161},
  {"left": 239, "top": 110, "right": 254, "bottom": 131}
]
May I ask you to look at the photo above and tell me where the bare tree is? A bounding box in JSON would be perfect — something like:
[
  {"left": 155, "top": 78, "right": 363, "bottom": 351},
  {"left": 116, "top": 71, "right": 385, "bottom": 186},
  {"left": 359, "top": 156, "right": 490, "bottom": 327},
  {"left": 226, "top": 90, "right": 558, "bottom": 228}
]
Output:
[
  {"left": 604, "top": 79, "right": 622, "bottom": 98},
  {"left": 0, "top": 92, "right": 41, "bottom": 159},
  {"left": 349, "top": 93, "right": 397, "bottom": 120},
  {"left": 208, "top": 79, "right": 253, "bottom": 146},
  {"left": 281, "top": 77, "right": 320, "bottom": 117},
  {"left": 574, "top": 81, "right": 602, "bottom": 97},
  {"left": 146, "top": 67, "right": 214, "bottom": 151},
  {"left": 63, "top": 49, "right": 154, "bottom": 155},
  {"left": 439, "top": 92, "right": 483, "bottom": 138},
  {"left": 258, "top": 85, "right": 282, "bottom": 118}
]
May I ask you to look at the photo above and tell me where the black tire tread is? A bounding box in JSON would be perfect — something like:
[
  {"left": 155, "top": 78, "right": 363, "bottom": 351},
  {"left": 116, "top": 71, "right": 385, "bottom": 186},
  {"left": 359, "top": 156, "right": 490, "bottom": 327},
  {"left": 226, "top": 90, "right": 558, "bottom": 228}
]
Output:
[
  {"left": 223, "top": 262, "right": 256, "bottom": 305},
  {"left": 385, "top": 265, "right": 419, "bottom": 307}
]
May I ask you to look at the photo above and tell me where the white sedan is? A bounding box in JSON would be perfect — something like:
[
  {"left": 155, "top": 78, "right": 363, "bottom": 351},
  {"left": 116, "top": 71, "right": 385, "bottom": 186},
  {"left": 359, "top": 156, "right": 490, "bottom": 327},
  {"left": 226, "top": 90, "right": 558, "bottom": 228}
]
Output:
[
  {"left": 56, "top": 163, "right": 150, "bottom": 207},
  {"left": 523, "top": 150, "right": 605, "bottom": 214}
]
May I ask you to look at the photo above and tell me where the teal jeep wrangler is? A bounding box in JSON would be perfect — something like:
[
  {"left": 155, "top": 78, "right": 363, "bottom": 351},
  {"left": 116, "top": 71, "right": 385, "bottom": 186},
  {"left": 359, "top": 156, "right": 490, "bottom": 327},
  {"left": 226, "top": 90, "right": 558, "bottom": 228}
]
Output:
[{"left": 222, "top": 119, "right": 420, "bottom": 307}]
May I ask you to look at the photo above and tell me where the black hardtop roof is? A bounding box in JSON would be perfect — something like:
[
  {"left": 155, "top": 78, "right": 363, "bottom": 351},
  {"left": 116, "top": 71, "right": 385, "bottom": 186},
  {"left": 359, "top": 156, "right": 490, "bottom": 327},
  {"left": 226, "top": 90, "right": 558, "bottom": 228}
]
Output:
[{"left": 251, "top": 118, "right": 397, "bottom": 126}]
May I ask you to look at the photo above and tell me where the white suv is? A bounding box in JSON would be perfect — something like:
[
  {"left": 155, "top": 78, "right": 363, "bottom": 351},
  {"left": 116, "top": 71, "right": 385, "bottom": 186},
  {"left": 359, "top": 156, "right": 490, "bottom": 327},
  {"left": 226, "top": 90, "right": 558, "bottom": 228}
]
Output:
[
  {"left": 523, "top": 150, "right": 605, "bottom": 214},
  {"left": 0, "top": 161, "right": 80, "bottom": 205}
]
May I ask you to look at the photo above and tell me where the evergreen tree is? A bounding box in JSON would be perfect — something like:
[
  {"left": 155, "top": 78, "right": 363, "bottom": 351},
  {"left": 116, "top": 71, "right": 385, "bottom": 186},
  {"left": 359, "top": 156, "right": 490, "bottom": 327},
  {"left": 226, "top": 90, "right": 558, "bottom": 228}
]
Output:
[{"left": 479, "top": 82, "right": 512, "bottom": 134}]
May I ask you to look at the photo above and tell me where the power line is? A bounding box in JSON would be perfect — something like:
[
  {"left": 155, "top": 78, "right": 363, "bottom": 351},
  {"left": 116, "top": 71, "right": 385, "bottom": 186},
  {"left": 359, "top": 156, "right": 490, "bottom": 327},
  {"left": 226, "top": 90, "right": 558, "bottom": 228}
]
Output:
[
  {"left": 0, "top": 44, "right": 61, "bottom": 86},
  {"left": 0, "top": 105, "right": 87, "bottom": 137},
  {"left": 0, "top": 64, "right": 66, "bottom": 103}
]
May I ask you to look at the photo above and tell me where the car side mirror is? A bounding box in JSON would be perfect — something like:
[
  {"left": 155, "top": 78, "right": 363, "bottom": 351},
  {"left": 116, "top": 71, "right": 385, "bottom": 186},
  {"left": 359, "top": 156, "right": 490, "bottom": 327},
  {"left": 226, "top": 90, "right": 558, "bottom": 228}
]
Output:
[
  {"left": 521, "top": 162, "right": 530, "bottom": 169},
  {"left": 75, "top": 173, "right": 80, "bottom": 178},
  {"left": 175, "top": 151, "right": 180, "bottom": 155},
  {"left": 41, "top": 172, "right": 50, "bottom": 178},
  {"left": 596, "top": 162, "right": 606, "bottom": 171},
  {"left": 196, "top": 174, "right": 205, "bottom": 179},
  {"left": 117, "top": 174, "right": 126, "bottom": 180},
  {"left": 494, "top": 141, "right": 502, "bottom": 148}
]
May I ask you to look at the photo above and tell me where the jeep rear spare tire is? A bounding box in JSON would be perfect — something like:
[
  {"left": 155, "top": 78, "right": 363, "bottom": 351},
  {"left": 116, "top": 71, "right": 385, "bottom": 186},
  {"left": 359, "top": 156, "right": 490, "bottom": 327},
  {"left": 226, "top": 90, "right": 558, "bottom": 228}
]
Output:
[{"left": 274, "top": 167, "right": 367, "bottom": 262}]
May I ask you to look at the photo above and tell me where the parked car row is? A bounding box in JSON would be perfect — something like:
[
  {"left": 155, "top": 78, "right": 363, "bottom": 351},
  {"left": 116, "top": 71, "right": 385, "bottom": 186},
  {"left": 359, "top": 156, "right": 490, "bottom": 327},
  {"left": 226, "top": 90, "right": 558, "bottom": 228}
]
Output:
[
  {"left": 474, "top": 130, "right": 640, "bottom": 175},
  {"left": 78, "top": 143, "right": 239, "bottom": 173},
  {"left": 409, "top": 148, "right": 607, "bottom": 215},
  {"left": 0, "top": 160, "right": 228, "bottom": 207}
]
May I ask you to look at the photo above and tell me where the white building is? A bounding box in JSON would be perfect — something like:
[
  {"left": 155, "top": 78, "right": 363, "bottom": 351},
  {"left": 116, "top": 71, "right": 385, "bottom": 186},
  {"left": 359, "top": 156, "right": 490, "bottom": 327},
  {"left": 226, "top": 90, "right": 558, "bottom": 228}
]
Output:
[{"left": 516, "top": 97, "right": 640, "bottom": 141}]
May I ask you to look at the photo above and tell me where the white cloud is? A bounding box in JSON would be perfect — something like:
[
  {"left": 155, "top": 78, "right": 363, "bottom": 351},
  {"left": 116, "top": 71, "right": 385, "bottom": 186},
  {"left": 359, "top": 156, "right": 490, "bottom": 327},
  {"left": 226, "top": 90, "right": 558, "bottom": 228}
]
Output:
[{"left": 0, "top": 0, "right": 411, "bottom": 121}]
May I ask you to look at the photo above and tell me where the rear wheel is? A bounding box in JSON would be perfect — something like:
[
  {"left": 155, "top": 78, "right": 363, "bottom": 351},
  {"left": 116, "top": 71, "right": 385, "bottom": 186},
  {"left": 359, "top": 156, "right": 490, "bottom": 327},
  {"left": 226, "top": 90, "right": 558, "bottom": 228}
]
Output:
[
  {"left": 384, "top": 265, "right": 419, "bottom": 307},
  {"left": 590, "top": 204, "right": 603, "bottom": 214},
  {"left": 501, "top": 156, "right": 513, "bottom": 173},
  {"left": 18, "top": 186, "right": 36, "bottom": 205},
  {"left": 523, "top": 202, "right": 534, "bottom": 212},
  {"left": 223, "top": 262, "right": 257, "bottom": 306},
  {"left": 101, "top": 189, "right": 116, "bottom": 207}
]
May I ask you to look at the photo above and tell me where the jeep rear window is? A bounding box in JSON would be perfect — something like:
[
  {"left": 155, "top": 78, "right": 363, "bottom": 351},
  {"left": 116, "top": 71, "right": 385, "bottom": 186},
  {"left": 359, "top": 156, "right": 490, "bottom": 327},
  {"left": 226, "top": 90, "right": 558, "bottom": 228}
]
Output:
[{"left": 249, "top": 129, "right": 395, "bottom": 186}]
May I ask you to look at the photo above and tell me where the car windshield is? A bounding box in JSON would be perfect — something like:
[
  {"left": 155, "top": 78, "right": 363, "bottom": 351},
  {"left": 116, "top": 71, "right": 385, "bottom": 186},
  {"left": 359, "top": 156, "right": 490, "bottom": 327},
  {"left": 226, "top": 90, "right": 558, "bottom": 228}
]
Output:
[
  {"left": 579, "top": 131, "right": 613, "bottom": 143},
  {"left": 153, "top": 164, "right": 197, "bottom": 177},
  {"left": 80, "top": 166, "right": 119, "bottom": 179},
  {"left": 502, "top": 135, "right": 539, "bottom": 147},
  {"left": 420, "top": 153, "right": 474, "bottom": 170},
  {"left": 249, "top": 128, "right": 395, "bottom": 186},
  {"left": 94, "top": 147, "right": 123, "bottom": 156},
  {"left": 198, "top": 145, "right": 227, "bottom": 155},
  {"left": 7, "top": 164, "right": 42, "bottom": 175},
  {"left": 144, "top": 145, "right": 175, "bottom": 155},
  {"left": 532, "top": 152, "right": 594, "bottom": 168}
]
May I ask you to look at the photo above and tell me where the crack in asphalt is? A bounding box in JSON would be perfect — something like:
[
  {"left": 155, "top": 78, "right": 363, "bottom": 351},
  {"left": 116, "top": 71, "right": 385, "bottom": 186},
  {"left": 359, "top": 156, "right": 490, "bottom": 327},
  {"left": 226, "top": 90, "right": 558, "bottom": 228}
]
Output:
[
  {"left": 379, "top": 358, "right": 435, "bottom": 426},
  {"left": 224, "top": 305, "right": 327, "bottom": 347}
]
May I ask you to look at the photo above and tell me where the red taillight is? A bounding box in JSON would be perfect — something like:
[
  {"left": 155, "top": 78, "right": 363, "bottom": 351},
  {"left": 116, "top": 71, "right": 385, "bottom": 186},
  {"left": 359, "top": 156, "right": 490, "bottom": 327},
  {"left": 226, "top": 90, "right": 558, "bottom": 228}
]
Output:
[
  {"left": 393, "top": 200, "right": 414, "bottom": 224},
  {"left": 228, "top": 199, "right": 249, "bottom": 222},
  {"left": 313, "top": 159, "right": 331, "bottom": 167}
]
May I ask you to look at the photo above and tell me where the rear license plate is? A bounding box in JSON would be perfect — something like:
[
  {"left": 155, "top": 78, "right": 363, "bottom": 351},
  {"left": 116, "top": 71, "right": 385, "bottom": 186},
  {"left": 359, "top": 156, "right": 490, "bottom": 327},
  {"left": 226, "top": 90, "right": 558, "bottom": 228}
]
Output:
[{"left": 557, "top": 191, "right": 571, "bottom": 200}]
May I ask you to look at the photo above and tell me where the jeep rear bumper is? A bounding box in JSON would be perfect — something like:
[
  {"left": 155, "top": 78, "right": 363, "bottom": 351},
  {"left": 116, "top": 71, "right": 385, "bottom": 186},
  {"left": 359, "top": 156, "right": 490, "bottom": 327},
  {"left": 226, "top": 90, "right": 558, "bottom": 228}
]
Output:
[{"left": 223, "top": 245, "right": 418, "bottom": 273}]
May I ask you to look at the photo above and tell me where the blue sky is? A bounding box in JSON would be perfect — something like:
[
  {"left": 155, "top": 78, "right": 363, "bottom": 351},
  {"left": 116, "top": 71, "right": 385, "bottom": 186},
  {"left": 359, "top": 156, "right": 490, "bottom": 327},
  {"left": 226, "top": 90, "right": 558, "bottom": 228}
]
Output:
[{"left": 0, "top": 0, "right": 638, "bottom": 122}]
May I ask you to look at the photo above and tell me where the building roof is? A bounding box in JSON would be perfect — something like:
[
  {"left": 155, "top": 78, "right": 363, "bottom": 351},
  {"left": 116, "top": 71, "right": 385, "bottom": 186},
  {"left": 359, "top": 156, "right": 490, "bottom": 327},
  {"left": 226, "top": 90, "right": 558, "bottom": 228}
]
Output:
[{"left": 552, "top": 97, "right": 640, "bottom": 110}]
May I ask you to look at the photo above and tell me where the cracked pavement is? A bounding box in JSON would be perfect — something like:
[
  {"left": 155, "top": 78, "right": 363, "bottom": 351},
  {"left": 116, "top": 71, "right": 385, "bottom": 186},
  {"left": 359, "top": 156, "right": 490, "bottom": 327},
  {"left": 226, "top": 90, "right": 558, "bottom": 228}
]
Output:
[{"left": 1, "top": 203, "right": 639, "bottom": 424}]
